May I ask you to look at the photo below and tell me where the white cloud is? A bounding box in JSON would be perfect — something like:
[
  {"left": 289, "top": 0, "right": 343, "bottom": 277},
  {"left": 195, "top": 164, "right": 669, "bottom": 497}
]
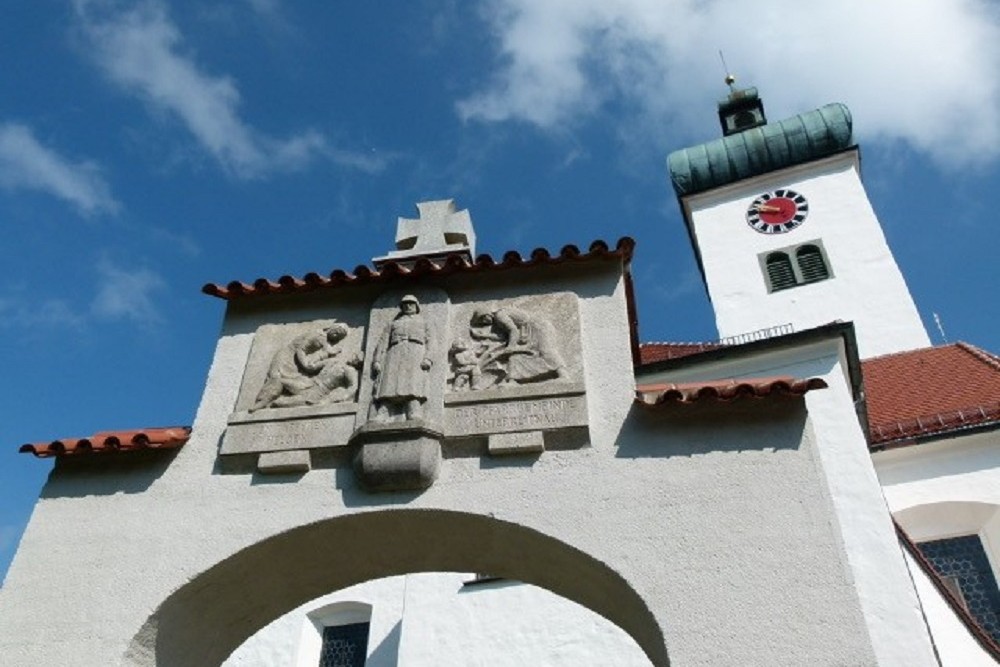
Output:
[
  {"left": 0, "top": 259, "right": 167, "bottom": 332},
  {"left": 91, "top": 257, "right": 166, "bottom": 326},
  {"left": 459, "top": 0, "right": 1000, "bottom": 166},
  {"left": 73, "top": 0, "right": 380, "bottom": 178},
  {"left": 0, "top": 296, "right": 87, "bottom": 330},
  {"left": 0, "top": 123, "right": 118, "bottom": 215},
  {"left": 243, "top": 0, "right": 281, "bottom": 17}
]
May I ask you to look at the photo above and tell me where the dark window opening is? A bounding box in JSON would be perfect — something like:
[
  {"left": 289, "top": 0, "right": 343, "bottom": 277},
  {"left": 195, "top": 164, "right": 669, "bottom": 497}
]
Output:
[{"left": 319, "top": 622, "right": 370, "bottom": 667}]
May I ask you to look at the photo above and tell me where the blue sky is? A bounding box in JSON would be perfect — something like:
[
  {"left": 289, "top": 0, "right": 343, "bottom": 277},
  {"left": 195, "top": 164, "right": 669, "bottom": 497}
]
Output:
[{"left": 2, "top": 0, "right": 999, "bottom": 582}]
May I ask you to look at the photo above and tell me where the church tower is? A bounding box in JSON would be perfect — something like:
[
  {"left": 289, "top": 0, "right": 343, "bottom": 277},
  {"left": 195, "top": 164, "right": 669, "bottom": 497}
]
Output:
[{"left": 667, "top": 82, "right": 930, "bottom": 359}]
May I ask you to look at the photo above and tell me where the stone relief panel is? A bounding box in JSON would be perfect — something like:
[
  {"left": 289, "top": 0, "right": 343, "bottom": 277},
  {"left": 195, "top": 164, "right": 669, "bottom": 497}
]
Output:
[
  {"left": 443, "top": 293, "right": 587, "bottom": 443},
  {"left": 447, "top": 294, "right": 582, "bottom": 393},
  {"left": 221, "top": 317, "right": 366, "bottom": 457},
  {"left": 219, "top": 291, "right": 589, "bottom": 474},
  {"left": 250, "top": 322, "right": 362, "bottom": 411}
]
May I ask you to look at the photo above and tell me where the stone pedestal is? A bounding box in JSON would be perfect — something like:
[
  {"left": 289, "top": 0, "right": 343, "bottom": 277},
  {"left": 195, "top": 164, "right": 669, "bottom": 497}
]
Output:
[{"left": 351, "top": 421, "right": 442, "bottom": 492}]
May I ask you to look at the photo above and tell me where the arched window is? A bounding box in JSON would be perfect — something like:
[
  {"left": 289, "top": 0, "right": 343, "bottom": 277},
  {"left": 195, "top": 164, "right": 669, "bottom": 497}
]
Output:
[
  {"left": 797, "top": 245, "right": 829, "bottom": 283},
  {"left": 759, "top": 241, "right": 833, "bottom": 292},
  {"left": 765, "top": 252, "right": 797, "bottom": 292},
  {"left": 307, "top": 601, "right": 373, "bottom": 667}
]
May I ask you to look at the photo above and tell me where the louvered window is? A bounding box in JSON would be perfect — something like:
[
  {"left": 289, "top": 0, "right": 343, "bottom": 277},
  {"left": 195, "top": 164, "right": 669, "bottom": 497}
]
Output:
[
  {"left": 318, "top": 622, "right": 369, "bottom": 667},
  {"left": 797, "top": 245, "right": 829, "bottom": 282},
  {"left": 760, "top": 241, "right": 832, "bottom": 292},
  {"left": 765, "top": 252, "right": 797, "bottom": 292}
]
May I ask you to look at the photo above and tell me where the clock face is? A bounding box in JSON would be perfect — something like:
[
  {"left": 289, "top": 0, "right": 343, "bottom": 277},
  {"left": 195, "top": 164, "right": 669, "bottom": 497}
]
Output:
[{"left": 746, "top": 189, "right": 808, "bottom": 234}]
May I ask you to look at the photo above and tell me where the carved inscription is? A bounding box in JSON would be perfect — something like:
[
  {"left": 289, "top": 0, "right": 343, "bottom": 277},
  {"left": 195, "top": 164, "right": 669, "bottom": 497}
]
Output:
[{"left": 449, "top": 396, "right": 584, "bottom": 436}]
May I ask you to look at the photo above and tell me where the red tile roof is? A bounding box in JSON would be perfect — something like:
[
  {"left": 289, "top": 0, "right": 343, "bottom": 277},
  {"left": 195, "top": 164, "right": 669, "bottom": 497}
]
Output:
[
  {"left": 202, "top": 238, "right": 635, "bottom": 300},
  {"left": 635, "top": 376, "right": 827, "bottom": 408},
  {"left": 19, "top": 427, "right": 191, "bottom": 458},
  {"left": 638, "top": 341, "right": 720, "bottom": 364},
  {"left": 639, "top": 337, "right": 1000, "bottom": 448},
  {"left": 864, "top": 342, "right": 1000, "bottom": 448}
]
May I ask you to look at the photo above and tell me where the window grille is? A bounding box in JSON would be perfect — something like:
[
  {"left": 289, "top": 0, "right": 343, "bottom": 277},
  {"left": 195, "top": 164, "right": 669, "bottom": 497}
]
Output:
[
  {"left": 797, "top": 245, "right": 829, "bottom": 282},
  {"left": 918, "top": 535, "right": 1000, "bottom": 643},
  {"left": 318, "top": 622, "right": 369, "bottom": 667},
  {"left": 765, "top": 252, "right": 797, "bottom": 291}
]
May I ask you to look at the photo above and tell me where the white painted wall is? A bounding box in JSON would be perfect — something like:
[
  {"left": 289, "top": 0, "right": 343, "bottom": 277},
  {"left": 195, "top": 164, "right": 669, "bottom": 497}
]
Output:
[
  {"left": 875, "top": 431, "right": 1000, "bottom": 579},
  {"left": 683, "top": 151, "right": 930, "bottom": 359},
  {"left": 0, "top": 267, "right": 934, "bottom": 667},
  {"left": 638, "top": 332, "right": 937, "bottom": 666},
  {"left": 873, "top": 430, "right": 1000, "bottom": 663},
  {"left": 225, "top": 573, "right": 651, "bottom": 666}
]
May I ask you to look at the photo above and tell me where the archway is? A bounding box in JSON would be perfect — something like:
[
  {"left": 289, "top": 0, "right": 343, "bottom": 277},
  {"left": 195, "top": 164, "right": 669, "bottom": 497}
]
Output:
[{"left": 124, "top": 509, "right": 668, "bottom": 666}]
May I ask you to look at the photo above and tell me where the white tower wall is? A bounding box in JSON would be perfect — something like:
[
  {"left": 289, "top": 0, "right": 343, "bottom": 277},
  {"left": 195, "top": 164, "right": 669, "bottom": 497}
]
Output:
[{"left": 684, "top": 150, "right": 930, "bottom": 358}]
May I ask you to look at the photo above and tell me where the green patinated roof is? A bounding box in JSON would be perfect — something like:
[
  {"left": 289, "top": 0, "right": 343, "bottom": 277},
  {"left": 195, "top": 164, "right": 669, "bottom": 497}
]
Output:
[{"left": 667, "top": 102, "right": 853, "bottom": 196}]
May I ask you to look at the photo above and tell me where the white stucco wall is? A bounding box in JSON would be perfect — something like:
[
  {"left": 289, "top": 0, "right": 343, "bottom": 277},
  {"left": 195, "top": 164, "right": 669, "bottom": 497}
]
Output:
[
  {"left": 225, "top": 573, "right": 651, "bottom": 666},
  {"left": 638, "top": 332, "right": 937, "bottom": 667},
  {"left": 683, "top": 151, "right": 930, "bottom": 359},
  {"left": 874, "top": 431, "right": 1000, "bottom": 578},
  {"left": 873, "top": 430, "right": 1000, "bottom": 663},
  {"left": 0, "top": 265, "right": 932, "bottom": 667}
]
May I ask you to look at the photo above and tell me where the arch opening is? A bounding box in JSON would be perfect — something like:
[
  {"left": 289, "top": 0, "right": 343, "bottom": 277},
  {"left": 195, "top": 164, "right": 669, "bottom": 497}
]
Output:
[{"left": 125, "top": 509, "right": 668, "bottom": 666}]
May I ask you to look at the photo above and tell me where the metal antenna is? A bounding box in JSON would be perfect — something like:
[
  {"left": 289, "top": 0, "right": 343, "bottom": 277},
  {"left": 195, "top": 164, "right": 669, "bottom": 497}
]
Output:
[
  {"left": 719, "top": 50, "right": 736, "bottom": 90},
  {"left": 932, "top": 312, "right": 949, "bottom": 343}
]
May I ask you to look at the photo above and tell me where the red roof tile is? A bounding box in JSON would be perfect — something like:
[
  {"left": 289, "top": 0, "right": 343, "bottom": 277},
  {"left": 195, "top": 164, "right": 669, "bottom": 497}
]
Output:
[
  {"left": 638, "top": 341, "right": 721, "bottom": 364},
  {"left": 635, "top": 376, "right": 827, "bottom": 408},
  {"left": 863, "top": 343, "right": 1000, "bottom": 447},
  {"left": 19, "top": 427, "right": 191, "bottom": 458},
  {"left": 202, "top": 238, "right": 635, "bottom": 300}
]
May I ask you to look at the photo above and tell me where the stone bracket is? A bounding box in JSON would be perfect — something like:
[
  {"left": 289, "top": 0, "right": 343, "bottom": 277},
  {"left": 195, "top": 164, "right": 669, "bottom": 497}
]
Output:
[
  {"left": 351, "top": 422, "right": 443, "bottom": 492},
  {"left": 488, "top": 431, "right": 544, "bottom": 456},
  {"left": 257, "top": 450, "right": 311, "bottom": 475}
]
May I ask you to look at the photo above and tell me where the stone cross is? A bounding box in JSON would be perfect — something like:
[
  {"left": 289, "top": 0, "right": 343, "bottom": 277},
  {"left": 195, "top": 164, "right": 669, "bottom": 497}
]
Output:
[{"left": 374, "top": 199, "right": 476, "bottom": 267}]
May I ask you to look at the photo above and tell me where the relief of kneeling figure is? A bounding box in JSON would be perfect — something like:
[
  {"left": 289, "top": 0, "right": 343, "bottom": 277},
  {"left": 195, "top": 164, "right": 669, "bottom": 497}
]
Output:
[
  {"left": 251, "top": 322, "right": 358, "bottom": 411},
  {"left": 469, "top": 306, "right": 566, "bottom": 387}
]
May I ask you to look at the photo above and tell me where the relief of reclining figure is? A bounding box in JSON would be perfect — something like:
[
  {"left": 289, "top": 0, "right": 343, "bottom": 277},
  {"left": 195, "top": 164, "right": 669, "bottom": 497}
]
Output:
[
  {"left": 449, "top": 306, "right": 566, "bottom": 391},
  {"left": 251, "top": 322, "right": 362, "bottom": 411}
]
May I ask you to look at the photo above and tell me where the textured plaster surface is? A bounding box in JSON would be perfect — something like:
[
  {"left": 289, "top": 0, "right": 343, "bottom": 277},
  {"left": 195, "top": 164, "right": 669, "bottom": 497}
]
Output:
[
  {"left": 685, "top": 151, "right": 930, "bottom": 358},
  {"left": 638, "top": 336, "right": 939, "bottom": 666},
  {"left": 0, "top": 264, "right": 922, "bottom": 666}
]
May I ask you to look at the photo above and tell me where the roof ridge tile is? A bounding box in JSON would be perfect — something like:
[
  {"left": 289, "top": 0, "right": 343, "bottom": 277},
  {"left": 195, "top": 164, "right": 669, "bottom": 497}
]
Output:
[
  {"left": 955, "top": 341, "right": 1000, "bottom": 372},
  {"left": 203, "top": 238, "right": 634, "bottom": 301}
]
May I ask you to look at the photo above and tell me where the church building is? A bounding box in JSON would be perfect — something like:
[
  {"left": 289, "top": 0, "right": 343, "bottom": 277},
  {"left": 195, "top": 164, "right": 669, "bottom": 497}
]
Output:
[{"left": 2, "top": 84, "right": 999, "bottom": 666}]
